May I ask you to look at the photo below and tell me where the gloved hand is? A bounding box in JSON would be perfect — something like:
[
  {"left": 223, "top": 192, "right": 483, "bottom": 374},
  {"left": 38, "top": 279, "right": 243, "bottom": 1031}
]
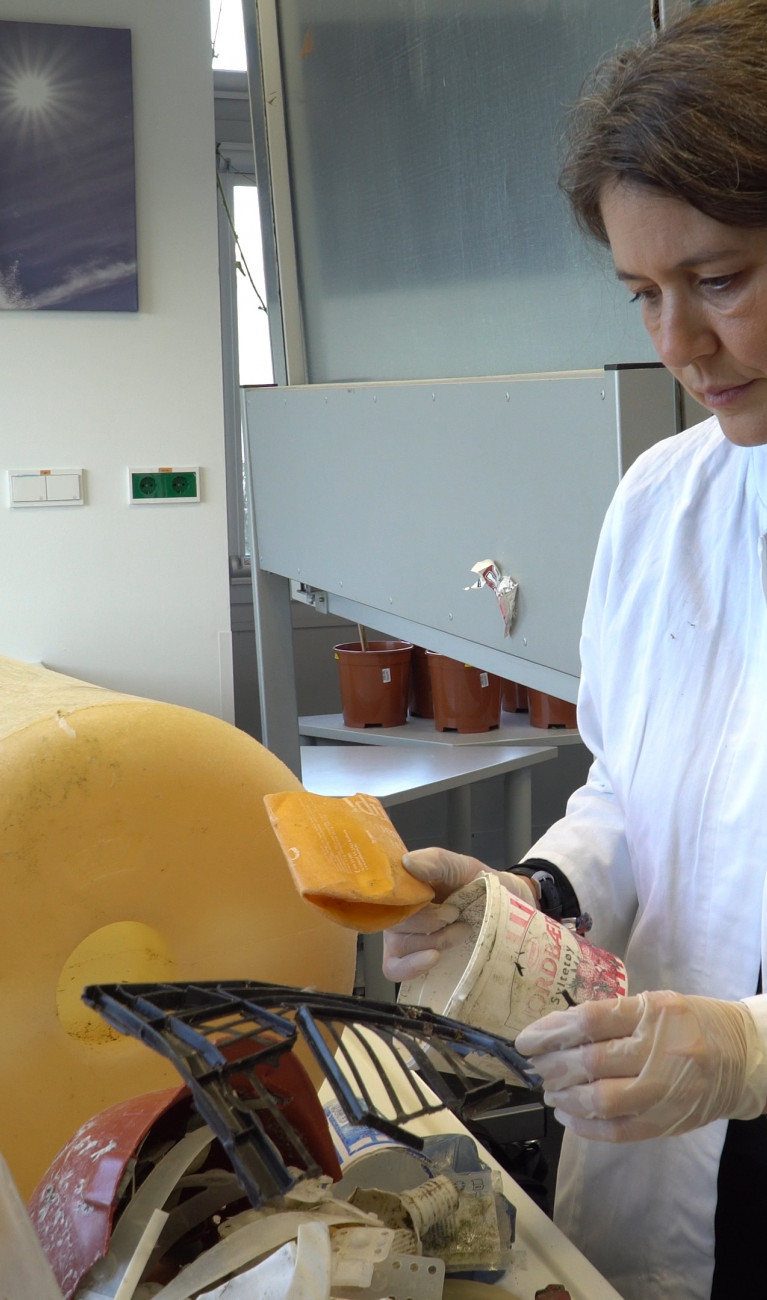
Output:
[
  {"left": 382, "top": 847, "right": 537, "bottom": 983},
  {"left": 515, "top": 989, "right": 767, "bottom": 1143}
]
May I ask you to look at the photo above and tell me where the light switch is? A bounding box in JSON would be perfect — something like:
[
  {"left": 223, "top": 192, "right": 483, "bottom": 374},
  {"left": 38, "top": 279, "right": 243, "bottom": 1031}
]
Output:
[
  {"left": 45, "top": 473, "right": 82, "bottom": 502},
  {"left": 8, "top": 469, "right": 84, "bottom": 507},
  {"left": 11, "top": 474, "right": 47, "bottom": 504}
]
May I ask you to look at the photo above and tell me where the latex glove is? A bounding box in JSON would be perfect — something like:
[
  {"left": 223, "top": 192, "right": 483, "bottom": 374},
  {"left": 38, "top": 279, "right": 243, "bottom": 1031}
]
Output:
[
  {"left": 515, "top": 989, "right": 767, "bottom": 1143},
  {"left": 382, "top": 847, "right": 537, "bottom": 983},
  {"left": 399, "top": 846, "right": 539, "bottom": 904}
]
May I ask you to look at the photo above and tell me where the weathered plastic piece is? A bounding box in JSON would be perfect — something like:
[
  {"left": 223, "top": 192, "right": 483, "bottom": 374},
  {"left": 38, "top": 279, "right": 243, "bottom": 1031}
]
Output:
[
  {"left": 0, "top": 1152, "right": 64, "bottom": 1300},
  {"left": 81, "top": 978, "right": 540, "bottom": 1210},
  {"left": 0, "top": 657, "right": 356, "bottom": 1197},
  {"left": 28, "top": 1087, "right": 189, "bottom": 1300}
]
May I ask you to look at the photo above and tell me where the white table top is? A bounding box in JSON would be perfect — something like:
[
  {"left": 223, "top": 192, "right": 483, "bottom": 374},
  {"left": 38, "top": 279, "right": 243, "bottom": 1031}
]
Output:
[
  {"left": 300, "top": 742, "right": 556, "bottom": 807},
  {"left": 299, "top": 710, "right": 582, "bottom": 749}
]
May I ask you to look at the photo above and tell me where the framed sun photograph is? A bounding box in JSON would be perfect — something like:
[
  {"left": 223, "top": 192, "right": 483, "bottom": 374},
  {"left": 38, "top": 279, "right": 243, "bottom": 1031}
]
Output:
[{"left": 0, "top": 19, "right": 138, "bottom": 311}]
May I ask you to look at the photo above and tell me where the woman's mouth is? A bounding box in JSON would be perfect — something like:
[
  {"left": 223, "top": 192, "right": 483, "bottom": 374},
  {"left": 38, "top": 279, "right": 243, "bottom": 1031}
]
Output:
[{"left": 701, "top": 379, "right": 757, "bottom": 409}]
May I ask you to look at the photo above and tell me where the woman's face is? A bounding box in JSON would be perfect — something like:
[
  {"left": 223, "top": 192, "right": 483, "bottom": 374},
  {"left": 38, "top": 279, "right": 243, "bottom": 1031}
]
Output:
[{"left": 601, "top": 182, "right": 767, "bottom": 446}]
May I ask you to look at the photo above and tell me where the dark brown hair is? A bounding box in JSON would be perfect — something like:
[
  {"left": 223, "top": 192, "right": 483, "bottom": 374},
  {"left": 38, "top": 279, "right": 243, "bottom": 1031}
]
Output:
[{"left": 561, "top": 0, "right": 767, "bottom": 243}]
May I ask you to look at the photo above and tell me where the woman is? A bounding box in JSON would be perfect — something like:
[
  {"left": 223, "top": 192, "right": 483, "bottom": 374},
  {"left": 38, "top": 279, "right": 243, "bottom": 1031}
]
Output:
[{"left": 384, "top": 3, "right": 767, "bottom": 1296}]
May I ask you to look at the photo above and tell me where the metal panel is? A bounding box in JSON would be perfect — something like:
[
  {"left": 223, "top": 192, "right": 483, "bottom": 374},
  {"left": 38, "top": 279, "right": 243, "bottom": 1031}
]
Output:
[
  {"left": 244, "top": 368, "right": 677, "bottom": 701},
  {"left": 265, "top": 0, "right": 656, "bottom": 382},
  {"left": 243, "top": 415, "right": 302, "bottom": 774},
  {"left": 609, "top": 363, "right": 680, "bottom": 476}
]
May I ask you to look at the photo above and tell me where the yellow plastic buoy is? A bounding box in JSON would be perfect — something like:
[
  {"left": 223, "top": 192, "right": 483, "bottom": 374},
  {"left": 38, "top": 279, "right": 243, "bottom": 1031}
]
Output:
[{"left": 0, "top": 658, "right": 356, "bottom": 1196}]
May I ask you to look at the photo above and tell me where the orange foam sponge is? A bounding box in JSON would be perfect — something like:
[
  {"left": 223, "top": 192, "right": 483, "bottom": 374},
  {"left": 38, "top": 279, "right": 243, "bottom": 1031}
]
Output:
[{"left": 264, "top": 790, "right": 434, "bottom": 931}]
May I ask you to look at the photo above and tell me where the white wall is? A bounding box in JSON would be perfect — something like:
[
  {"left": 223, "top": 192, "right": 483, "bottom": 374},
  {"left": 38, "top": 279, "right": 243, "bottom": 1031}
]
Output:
[{"left": 0, "top": 0, "right": 234, "bottom": 718}]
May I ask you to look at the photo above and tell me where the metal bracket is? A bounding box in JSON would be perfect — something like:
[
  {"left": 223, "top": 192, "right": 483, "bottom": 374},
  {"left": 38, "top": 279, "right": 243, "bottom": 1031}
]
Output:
[{"left": 290, "top": 580, "right": 329, "bottom": 614}]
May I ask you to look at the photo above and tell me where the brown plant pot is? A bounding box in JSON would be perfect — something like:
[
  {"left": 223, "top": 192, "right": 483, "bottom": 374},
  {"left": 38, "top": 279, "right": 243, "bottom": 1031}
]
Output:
[
  {"left": 502, "top": 681, "right": 529, "bottom": 713},
  {"left": 408, "top": 645, "right": 434, "bottom": 718},
  {"left": 527, "top": 689, "right": 578, "bottom": 730},
  {"left": 427, "top": 653, "right": 502, "bottom": 733},
  {"left": 334, "top": 640, "right": 413, "bottom": 728}
]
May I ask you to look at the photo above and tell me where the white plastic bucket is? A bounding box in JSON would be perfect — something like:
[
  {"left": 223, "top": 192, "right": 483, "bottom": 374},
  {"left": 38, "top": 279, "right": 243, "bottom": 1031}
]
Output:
[
  {"left": 323, "top": 1099, "right": 433, "bottom": 1195},
  {"left": 398, "top": 872, "right": 627, "bottom": 1041}
]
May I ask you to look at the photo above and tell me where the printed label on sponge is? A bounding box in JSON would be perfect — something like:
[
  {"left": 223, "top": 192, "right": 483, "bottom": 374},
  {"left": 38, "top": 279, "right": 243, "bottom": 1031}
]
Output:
[
  {"left": 264, "top": 790, "right": 433, "bottom": 932},
  {"left": 465, "top": 892, "right": 627, "bottom": 1040}
]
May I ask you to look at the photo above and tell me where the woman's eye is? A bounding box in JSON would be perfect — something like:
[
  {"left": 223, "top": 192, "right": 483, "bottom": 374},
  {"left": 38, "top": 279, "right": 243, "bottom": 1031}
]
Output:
[
  {"left": 700, "top": 274, "right": 736, "bottom": 291},
  {"left": 629, "top": 288, "right": 656, "bottom": 305}
]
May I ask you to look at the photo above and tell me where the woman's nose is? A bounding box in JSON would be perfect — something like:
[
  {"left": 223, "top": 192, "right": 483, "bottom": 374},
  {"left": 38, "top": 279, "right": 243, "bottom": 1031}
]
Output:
[{"left": 652, "top": 298, "right": 717, "bottom": 370}]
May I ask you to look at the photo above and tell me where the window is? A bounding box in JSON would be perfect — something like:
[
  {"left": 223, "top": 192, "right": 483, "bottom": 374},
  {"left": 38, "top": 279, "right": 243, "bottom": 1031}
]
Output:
[
  {"left": 211, "top": 0, "right": 246, "bottom": 70},
  {"left": 231, "top": 184, "right": 273, "bottom": 387},
  {"left": 217, "top": 143, "right": 274, "bottom": 566}
]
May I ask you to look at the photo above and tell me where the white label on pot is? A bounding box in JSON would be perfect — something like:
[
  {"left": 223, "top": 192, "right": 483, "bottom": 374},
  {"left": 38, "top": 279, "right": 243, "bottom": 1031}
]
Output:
[
  {"left": 479, "top": 672, "right": 489, "bottom": 688},
  {"left": 381, "top": 668, "right": 392, "bottom": 683}
]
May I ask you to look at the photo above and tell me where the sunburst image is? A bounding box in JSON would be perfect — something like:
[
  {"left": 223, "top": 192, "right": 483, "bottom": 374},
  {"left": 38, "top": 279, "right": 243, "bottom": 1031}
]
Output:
[{"left": 0, "top": 20, "right": 138, "bottom": 311}]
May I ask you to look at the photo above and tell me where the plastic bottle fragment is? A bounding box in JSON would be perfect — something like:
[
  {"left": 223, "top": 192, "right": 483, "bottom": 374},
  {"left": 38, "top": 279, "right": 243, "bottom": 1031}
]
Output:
[
  {"left": 199, "top": 1220, "right": 332, "bottom": 1299},
  {"left": 0, "top": 1152, "right": 64, "bottom": 1300}
]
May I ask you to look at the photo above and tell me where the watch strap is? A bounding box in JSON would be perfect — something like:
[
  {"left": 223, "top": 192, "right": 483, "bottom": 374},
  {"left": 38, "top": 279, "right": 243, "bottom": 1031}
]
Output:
[{"left": 508, "top": 858, "right": 591, "bottom": 933}]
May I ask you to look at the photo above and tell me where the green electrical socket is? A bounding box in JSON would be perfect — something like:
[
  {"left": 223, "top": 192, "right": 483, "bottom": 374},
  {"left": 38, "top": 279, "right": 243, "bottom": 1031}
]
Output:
[{"left": 130, "top": 468, "right": 200, "bottom": 503}]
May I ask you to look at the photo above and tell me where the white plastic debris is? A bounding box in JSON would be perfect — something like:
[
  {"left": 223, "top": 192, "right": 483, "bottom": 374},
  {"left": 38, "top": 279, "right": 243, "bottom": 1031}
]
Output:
[
  {"left": 0, "top": 1152, "right": 64, "bottom": 1300},
  {"left": 149, "top": 1209, "right": 380, "bottom": 1300},
  {"left": 112, "top": 1210, "right": 168, "bottom": 1300},
  {"left": 199, "top": 1220, "right": 333, "bottom": 1300},
  {"left": 201, "top": 1241, "right": 299, "bottom": 1300},
  {"left": 80, "top": 1126, "right": 215, "bottom": 1300},
  {"left": 337, "top": 1253, "right": 445, "bottom": 1300},
  {"left": 330, "top": 1225, "right": 394, "bottom": 1289},
  {"left": 348, "top": 1174, "right": 459, "bottom": 1255}
]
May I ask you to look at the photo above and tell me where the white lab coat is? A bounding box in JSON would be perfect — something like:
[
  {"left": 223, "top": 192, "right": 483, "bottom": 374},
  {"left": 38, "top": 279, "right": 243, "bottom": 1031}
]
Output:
[{"left": 524, "top": 416, "right": 767, "bottom": 1300}]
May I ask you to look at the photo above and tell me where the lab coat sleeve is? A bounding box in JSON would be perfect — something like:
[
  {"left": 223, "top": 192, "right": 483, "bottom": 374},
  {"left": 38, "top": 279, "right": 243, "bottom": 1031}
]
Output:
[{"left": 520, "top": 492, "right": 639, "bottom": 960}]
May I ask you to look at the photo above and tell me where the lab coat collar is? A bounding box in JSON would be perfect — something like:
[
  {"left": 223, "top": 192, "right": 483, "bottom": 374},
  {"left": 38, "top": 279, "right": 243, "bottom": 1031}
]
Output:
[{"left": 750, "top": 441, "right": 767, "bottom": 517}]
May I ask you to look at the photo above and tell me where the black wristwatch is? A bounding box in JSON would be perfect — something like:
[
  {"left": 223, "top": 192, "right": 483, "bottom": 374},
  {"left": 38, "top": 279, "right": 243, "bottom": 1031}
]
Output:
[
  {"left": 511, "top": 860, "right": 593, "bottom": 935},
  {"left": 514, "top": 867, "right": 563, "bottom": 919}
]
